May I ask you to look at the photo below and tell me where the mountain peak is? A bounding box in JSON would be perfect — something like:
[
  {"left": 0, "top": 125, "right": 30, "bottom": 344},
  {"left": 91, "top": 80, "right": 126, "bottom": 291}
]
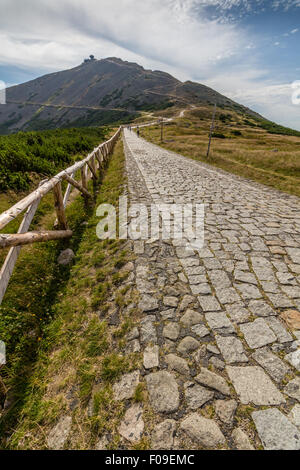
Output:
[{"left": 1, "top": 58, "right": 261, "bottom": 134}]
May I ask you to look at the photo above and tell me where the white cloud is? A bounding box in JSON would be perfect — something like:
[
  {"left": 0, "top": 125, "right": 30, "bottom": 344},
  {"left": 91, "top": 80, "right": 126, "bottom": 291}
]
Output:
[
  {"left": 0, "top": 0, "right": 299, "bottom": 129},
  {"left": 208, "top": 75, "right": 300, "bottom": 130},
  {"left": 0, "top": 0, "right": 248, "bottom": 76},
  {"left": 291, "top": 28, "right": 299, "bottom": 33}
]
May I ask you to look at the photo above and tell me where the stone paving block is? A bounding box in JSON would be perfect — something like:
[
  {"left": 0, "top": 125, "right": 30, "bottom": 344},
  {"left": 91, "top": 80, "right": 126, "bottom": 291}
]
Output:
[
  {"left": 146, "top": 371, "right": 180, "bottom": 413},
  {"left": 119, "top": 404, "right": 144, "bottom": 443},
  {"left": 285, "top": 349, "right": 300, "bottom": 372},
  {"left": 184, "top": 383, "right": 214, "bottom": 410},
  {"left": 231, "top": 428, "right": 254, "bottom": 450},
  {"left": 165, "top": 354, "right": 190, "bottom": 375},
  {"left": 215, "top": 287, "right": 241, "bottom": 305},
  {"left": 207, "top": 344, "right": 220, "bottom": 354},
  {"left": 180, "top": 413, "right": 226, "bottom": 448},
  {"left": 215, "top": 399, "right": 237, "bottom": 425},
  {"left": 265, "top": 316, "right": 293, "bottom": 343},
  {"left": 188, "top": 274, "right": 207, "bottom": 285},
  {"left": 191, "top": 324, "right": 210, "bottom": 338},
  {"left": 248, "top": 300, "right": 276, "bottom": 318},
  {"left": 288, "top": 404, "right": 300, "bottom": 427},
  {"left": 205, "top": 311, "right": 235, "bottom": 335},
  {"left": 276, "top": 272, "right": 296, "bottom": 285},
  {"left": 144, "top": 346, "right": 159, "bottom": 369},
  {"left": 252, "top": 408, "right": 300, "bottom": 450},
  {"left": 163, "top": 322, "right": 180, "bottom": 341},
  {"left": 286, "top": 248, "right": 300, "bottom": 264},
  {"left": 151, "top": 420, "right": 176, "bottom": 450},
  {"left": 177, "top": 336, "right": 200, "bottom": 355},
  {"left": 180, "top": 309, "right": 204, "bottom": 327},
  {"left": 226, "top": 366, "right": 285, "bottom": 405},
  {"left": 178, "top": 295, "right": 195, "bottom": 312},
  {"left": 47, "top": 416, "right": 72, "bottom": 450},
  {"left": 284, "top": 377, "right": 300, "bottom": 403},
  {"left": 180, "top": 258, "right": 200, "bottom": 268},
  {"left": 160, "top": 309, "right": 176, "bottom": 320},
  {"left": 190, "top": 283, "right": 212, "bottom": 295},
  {"left": 163, "top": 296, "right": 178, "bottom": 308},
  {"left": 234, "top": 283, "right": 262, "bottom": 300},
  {"left": 266, "top": 293, "right": 294, "bottom": 309},
  {"left": 215, "top": 335, "right": 248, "bottom": 364},
  {"left": 134, "top": 241, "right": 145, "bottom": 255},
  {"left": 198, "top": 295, "right": 222, "bottom": 312},
  {"left": 226, "top": 303, "right": 251, "bottom": 324},
  {"left": 240, "top": 318, "right": 277, "bottom": 349},
  {"left": 252, "top": 347, "right": 290, "bottom": 383},
  {"left": 208, "top": 270, "right": 231, "bottom": 288},
  {"left": 140, "top": 316, "right": 157, "bottom": 344},
  {"left": 113, "top": 371, "right": 140, "bottom": 400},
  {"left": 195, "top": 368, "right": 230, "bottom": 395},
  {"left": 139, "top": 294, "right": 159, "bottom": 312},
  {"left": 203, "top": 258, "right": 222, "bottom": 270},
  {"left": 281, "top": 285, "right": 300, "bottom": 299},
  {"left": 252, "top": 268, "right": 275, "bottom": 282},
  {"left": 260, "top": 281, "right": 280, "bottom": 293},
  {"left": 209, "top": 356, "right": 225, "bottom": 370},
  {"left": 234, "top": 271, "right": 258, "bottom": 285}
]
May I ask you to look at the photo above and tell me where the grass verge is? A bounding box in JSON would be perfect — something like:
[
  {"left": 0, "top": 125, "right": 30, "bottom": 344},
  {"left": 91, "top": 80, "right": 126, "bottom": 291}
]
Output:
[{"left": 1, "top": 138, "right": 141, "bottom": 450}]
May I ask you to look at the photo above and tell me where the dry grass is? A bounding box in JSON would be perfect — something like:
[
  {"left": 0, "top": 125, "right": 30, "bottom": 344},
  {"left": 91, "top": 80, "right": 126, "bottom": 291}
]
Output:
[{"left": 141, "top": 106, "right": 300, "bottom": 197}]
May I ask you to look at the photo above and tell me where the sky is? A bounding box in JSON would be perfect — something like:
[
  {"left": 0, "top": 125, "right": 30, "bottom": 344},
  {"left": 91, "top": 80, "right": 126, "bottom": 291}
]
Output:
[{"left": 0, "top": 0, "right": 300, "bottom": 129}]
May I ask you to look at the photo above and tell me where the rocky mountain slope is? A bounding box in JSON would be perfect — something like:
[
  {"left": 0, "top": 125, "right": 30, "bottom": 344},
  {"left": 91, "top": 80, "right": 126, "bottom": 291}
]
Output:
[{"left": 0, "top": 57, "right": 261, "bottom": 134}]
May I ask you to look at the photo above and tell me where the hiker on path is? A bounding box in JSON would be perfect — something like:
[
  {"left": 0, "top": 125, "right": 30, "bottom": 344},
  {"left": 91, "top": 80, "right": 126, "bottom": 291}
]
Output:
[{"left": 137, "top": 126, "right": 140, "bottom": 138}]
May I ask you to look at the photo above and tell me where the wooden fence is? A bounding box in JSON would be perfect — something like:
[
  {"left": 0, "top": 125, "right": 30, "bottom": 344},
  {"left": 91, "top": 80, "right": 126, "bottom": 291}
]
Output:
[{"left": 0, "top": 127, "right": 122, "bottom": 304}]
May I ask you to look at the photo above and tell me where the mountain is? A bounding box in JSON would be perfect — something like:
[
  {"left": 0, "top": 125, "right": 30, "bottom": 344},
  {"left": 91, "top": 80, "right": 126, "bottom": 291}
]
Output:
[{"left": 0, "top": 57, "right": 262, "bottom": 134}]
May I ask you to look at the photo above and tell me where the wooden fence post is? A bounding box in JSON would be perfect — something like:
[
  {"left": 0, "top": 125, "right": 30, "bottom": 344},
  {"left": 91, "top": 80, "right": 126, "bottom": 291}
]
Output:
[
  {"left": 207, "top": 103, "right": 217, "bottom": 159},
  {"left": 0, "top": 196, "right": 41, "bottom": 303},
  {"left": 53, "top": 182, "right": 68, "bottom": 230}
]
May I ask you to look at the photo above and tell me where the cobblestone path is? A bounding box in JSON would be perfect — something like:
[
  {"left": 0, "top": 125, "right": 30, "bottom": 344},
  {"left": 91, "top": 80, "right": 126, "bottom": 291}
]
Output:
[{"left": 113, "top": 129, "right": 300, "bottom": 450}]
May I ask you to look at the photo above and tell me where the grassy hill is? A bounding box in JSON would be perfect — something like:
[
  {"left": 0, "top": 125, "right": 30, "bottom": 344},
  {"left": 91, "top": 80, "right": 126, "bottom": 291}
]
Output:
[
  {"left": 141, "top": 105, "right": 300, "bottom": 198},
  {"left": 0, "top": 57, "right": 262, "bottom": 134}
]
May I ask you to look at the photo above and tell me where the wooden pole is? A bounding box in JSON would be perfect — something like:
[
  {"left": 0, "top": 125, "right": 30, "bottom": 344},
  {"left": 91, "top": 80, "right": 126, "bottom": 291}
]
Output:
[
  {"left": 81, "top": 164, "right": 88, "bottom": 191},
  {"left": 63, "top": 174, "right": 92, "bottom": 198},
  {"left": 95, "top": 150, "right": 103, "bottom": 169},
  {"left": 87, "top": 159, "right": 97, "bottom": 181},
  {"left": 206, "top": 103, "right": 217, "bottom": 158},
  {"left": 62, "top": 171, "right": 75, "bottom": 209},
  {"left": 0, "top": 197, "right": 41, "bottom": 303},
  {"left": 53, "top": 182, "right": 68, "bottom": 230},
  {"left": 0, "top": 230, "right": 73, "bottom": 248}
]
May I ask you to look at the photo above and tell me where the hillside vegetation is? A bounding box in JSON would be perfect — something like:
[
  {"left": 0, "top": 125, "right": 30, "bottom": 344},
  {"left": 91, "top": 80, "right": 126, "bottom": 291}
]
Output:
[
  {"left": 1, "top": 57, "right": 261, "bottom": 134},
  {"left": 0, "top": 125, "right": 117, "bottom": 444},
  {"left": 142, "top": 106, "right": 300, "bottom": 197},
  {"left": 0, "top": 127, "right": 107, "bottom": 192}
]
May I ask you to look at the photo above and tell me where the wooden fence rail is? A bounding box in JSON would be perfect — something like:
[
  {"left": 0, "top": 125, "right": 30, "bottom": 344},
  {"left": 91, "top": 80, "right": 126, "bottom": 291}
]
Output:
[
  {"left": 0, "top": 126, "right": 122, "bottom": 304},
  {"left": 0, "top": 118, "right": 168, "bottom": 305}
]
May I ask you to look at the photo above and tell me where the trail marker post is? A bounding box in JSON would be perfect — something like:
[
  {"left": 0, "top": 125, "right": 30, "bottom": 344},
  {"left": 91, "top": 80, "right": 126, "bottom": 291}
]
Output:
[{"left": 206, "top": 103, "right": 217, "bottom": 158}]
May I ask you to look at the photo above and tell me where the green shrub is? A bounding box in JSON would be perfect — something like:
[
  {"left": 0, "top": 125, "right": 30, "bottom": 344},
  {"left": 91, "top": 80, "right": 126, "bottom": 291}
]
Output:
[
  {"left": 0, "top": 127, "right": 108, "bottom": 191},
  {"left": 212, "top": 132, "right": 226, "bottom": 139}
]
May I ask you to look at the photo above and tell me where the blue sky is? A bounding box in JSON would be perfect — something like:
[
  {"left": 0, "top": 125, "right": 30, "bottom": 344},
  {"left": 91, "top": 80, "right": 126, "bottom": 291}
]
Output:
[{"left": 0, "top": 0, "right": 300, "bottom": 129}]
